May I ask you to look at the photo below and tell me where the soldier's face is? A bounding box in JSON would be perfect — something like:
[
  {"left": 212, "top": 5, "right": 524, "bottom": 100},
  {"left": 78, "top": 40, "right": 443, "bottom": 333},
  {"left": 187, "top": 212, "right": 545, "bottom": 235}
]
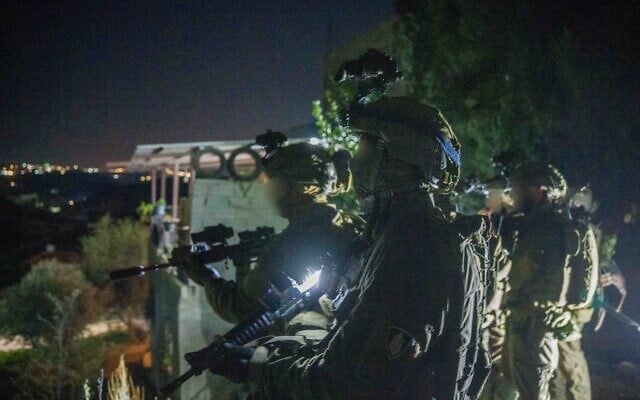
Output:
[
  {"left": 266, "top": 176, "right": 290, "bottom": 217},
  {"left": 511, "top": 184, "right": 545, "bottom": 214},
  {"left": 266, "top": 176, "right": 311, "bottom": 219},
  {"left": 485, "top": 189, "right": 504, "bottom": 214}
]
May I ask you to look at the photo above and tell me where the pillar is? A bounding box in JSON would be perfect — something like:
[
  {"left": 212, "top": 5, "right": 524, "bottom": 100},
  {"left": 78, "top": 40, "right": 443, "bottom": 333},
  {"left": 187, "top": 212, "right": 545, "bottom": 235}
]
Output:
[
  {"left": 160, "top": 168, "right": 167, "bottom": 202},
  {"left": 172, "top": 163, "right": 180, "bottom": 220},
  {"left": 151, "top": 169, "right": 158, "bottom": 205}
]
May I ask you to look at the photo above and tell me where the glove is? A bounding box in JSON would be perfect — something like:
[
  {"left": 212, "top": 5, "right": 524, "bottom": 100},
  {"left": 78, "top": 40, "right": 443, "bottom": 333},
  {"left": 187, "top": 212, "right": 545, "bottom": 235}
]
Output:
[
  {"left": 182, "top": 251, "right": 222, "bottom": 285},
  {"left": 542, "top": 303, "right": 576, "bottom": 340},
  {"left": 210, "top": 342, "right": 254, "bottom": 383},
  {"left": 186, "top": 336, "right": 255, "bottom": 384}
]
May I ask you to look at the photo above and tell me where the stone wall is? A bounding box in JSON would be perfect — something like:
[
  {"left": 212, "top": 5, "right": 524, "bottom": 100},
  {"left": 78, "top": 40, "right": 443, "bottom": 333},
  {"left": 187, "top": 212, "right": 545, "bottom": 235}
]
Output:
[{"left": 154, "top": 177, "right": 287, "bottom": 400}]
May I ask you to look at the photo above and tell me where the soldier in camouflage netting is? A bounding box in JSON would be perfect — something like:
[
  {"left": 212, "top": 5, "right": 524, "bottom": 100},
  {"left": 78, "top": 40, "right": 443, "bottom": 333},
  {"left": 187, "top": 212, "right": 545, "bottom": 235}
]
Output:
[
  {"left": 503, "top": 162, "right": 598, "bottom": 400},
  {"left": 548, "top": 187, "right": 600, "bottom": 400}
]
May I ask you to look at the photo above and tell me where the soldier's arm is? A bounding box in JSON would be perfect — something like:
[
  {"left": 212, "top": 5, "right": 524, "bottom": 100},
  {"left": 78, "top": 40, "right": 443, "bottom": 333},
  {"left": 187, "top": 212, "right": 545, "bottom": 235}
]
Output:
[
  {"left": 201, "top": 266, "right": 269, "bottom": 323},
  {"left": 247, "top": 230, "right": 452, "bottom": 399},
  {"left": 193, "top": 235, "right": 290, "bottom": 324},
  {"left": 565, "top": 227, "right": 599, "bottom": 309}
]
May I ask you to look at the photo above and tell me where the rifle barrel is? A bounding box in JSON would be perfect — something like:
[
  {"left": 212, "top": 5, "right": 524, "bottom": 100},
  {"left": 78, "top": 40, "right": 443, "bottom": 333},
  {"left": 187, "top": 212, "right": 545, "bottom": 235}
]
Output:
[
  {"left": 160, "top": 369, "right": 195, "bottom": 398},
  {"left": 602, "top": 302, "right": 640, "bottom": 332},
  {"left": 109, "top": 262, "right": 179, "bottom": 281}
]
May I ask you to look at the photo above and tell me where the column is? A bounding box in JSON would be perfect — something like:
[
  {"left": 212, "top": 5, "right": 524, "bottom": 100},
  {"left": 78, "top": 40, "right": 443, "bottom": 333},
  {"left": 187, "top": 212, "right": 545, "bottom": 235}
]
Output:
[
  {"left": 172, "top": 162, "right": 180, "bottom": 219},
  {"left": 160, "top": 168, "right": 167, "bottom": 202},
  {"left": 151, "top": 169, "right": 157, "bottom": 205}
]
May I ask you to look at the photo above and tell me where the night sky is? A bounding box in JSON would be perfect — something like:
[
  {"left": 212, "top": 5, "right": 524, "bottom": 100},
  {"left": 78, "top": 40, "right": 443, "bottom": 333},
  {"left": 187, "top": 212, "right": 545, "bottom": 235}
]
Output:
[{"left": 1, "top": 1, "right": 393, "bottom": 166}]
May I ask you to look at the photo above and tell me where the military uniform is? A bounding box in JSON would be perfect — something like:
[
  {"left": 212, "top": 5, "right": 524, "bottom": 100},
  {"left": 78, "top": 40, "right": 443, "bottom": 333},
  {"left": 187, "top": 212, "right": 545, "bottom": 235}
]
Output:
[
  {"left": 549, "top": 325, "right": 591, "bottom": 400},
  {"left": 481, "top": 234, "right": 520, "bottom": 400},
  {"left": 503, "top": 203, "right": 598, "bottom": 400},
  {"left": 247, "top": 195, "right": 478, "bottom": 399},
  {"left": 549, "top": 223, "right": 598, "bottom": 400},
  {"left": 502, "top": 206, "right": 569, "bottom": 400}
]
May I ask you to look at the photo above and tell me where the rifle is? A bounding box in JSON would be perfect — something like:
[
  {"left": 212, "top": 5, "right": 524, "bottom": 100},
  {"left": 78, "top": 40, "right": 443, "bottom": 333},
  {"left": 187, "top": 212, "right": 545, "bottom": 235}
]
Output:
[
  {"left": 159, "top": 271, "right": 324, "bottom": 398},
  {"left": 601, "top": 302, "right": 640, "bottom": 332},
  {"left": 109, "top": 225, "right": 275, "bottom": 281}
]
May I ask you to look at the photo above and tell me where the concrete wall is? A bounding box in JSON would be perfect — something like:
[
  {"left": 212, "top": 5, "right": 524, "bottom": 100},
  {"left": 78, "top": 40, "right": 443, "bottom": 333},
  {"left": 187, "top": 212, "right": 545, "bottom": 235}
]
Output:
[{"left": 166, "top": 177, "right": 287, "bottom": 400}]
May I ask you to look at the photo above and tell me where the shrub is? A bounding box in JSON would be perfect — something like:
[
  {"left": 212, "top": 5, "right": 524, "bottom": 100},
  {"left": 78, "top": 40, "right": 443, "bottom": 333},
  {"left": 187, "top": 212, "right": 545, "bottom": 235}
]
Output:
[{"left": 0, "top": 260, "right": 95, "bottom": 346}]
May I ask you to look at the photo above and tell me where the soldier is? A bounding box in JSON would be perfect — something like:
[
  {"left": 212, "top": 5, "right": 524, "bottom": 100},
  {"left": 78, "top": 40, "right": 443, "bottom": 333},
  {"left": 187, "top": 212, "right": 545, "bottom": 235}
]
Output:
[
  {"left": 184, "top": 134, "right": 359, "bottom": 338},
  {"left": 480, "top": 176, "right": 520, "bottom": 400},
  {"left": 503, "top": 162, "right": 597, "bottom": 400},
  {"left": 549, "top": 187, "right": 599, "bottom": 400},
  {"left": 201, "top": 91, "right": 487, "bottom": 399}
]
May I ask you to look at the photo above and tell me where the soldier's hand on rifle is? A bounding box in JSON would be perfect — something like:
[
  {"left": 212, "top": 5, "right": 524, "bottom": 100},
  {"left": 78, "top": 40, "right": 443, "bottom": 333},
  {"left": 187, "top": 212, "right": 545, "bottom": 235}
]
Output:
[
  {"left": 183, "top": 251, "right": 221, "bottom": 285},
  {"left": 206, "top": 336, "right": 254, "bottom": 383},
  {"left": 541, "top": 302, "right": 576, "bottom": 340}
]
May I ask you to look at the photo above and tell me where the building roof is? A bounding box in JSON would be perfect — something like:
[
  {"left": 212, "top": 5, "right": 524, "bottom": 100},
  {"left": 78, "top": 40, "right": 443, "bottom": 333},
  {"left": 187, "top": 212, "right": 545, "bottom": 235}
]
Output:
[{"left": 108, "top": 122, "right": 318, "bottom": 172}]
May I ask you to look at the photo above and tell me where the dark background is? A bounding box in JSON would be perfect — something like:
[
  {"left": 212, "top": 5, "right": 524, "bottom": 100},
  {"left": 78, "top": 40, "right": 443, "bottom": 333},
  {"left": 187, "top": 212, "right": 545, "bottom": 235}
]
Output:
[{"left": 1, "top": 0, "right": 393, "bottom": 166}]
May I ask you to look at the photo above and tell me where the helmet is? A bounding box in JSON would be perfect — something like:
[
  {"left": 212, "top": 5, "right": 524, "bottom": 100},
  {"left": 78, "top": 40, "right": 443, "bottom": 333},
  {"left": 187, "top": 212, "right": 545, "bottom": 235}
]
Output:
[
  {"left": 263, "top": 143, "right": 332, "bottom": 186},
  {"left": 256, "top": 131, "right": 350, "bottom": 195},
  {"left": 569, "top": 186, "right": 597, "bottom": 214},
  {"left": 509, "top": 162, "right": 567, "bottom": 202},
  {"left": 348, "top": 96, "right": 461, "bottom": 195},
  {"left": 492, "top": 150, "right": 526, "bottom": 178}
]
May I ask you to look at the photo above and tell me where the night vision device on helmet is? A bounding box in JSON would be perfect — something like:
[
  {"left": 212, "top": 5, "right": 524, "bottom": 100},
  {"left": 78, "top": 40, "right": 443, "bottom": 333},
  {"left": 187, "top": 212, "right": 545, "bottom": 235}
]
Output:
[
  {"left": 334, "top": 50, "right": 460, "bottom": 196},
  {"left": 335, "top": 49, "right": 402, "bottom": 106}
]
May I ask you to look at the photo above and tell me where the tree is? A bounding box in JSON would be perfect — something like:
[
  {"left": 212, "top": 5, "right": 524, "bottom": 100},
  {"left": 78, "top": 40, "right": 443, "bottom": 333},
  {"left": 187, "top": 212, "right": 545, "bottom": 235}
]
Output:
[
  {"left": 0, "top": 260, "right": 95, "bottom": 346},
  {"left": 0, "top": 260, "right": 100, "bottom": 399},
  {"left": 80, "top": 216, "right": 149, "bottom": 328},
  {"left": 395, "top": 0, "right": 556, "bottom": 177},
  {"left": 394, "top": 0, "right": 640, "bottom": 220},
  {"left": 80, "top": 216, "right": 149, "bottom": 286}
]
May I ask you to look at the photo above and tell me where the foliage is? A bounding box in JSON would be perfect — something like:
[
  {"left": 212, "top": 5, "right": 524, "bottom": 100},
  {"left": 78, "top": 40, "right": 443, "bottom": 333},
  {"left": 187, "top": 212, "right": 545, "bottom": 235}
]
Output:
[
  {"left": 135, "top": 202, "right": 154, "bottom": 224},
  {"left": 312, "top": 82, "right": 362, "bottom": 213},
  {"left": 394, "top": 0, "right": 640, "bottom": 221},
  {"left": 0, "top": 347, "right": 44, "bottom": 369},
  {"left": 81, "top": 216, "right": 149, "bottom": 286},
  {"left": 80, "top": 216, "right": 150, "bottom": 326},
  {"left": 0, "top": 260, "right": 96, "bottom": 346},
  {"left": 106, "top": 355, "right": 144, "bottom": 400},
  {"left": 450, "top": 192, "right": 486, "bottom": 216},
  {"left": 395, "top": 0, "right": 554, "bottom": 178},
  {"left": 312, "top": 80, "right": 359, "bottom": 154},
  {"left": 0, "top": 331, "right": 129, "bottom": 400}
]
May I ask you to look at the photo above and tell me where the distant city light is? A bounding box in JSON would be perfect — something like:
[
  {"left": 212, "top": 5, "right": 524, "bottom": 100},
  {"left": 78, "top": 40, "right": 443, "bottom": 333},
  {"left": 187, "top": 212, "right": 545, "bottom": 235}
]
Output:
[
  {"left": 68, "top": 200, "right": 75, "bottom": 206},
  {"left": 113, "top": 174, "right": 119, "bottom": 179},
  {"left": 10, "top": 181, "right": 16, "bottom": 187},
  {"left": 0, "top": 162, "right": 106, "bottom": 177}
]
